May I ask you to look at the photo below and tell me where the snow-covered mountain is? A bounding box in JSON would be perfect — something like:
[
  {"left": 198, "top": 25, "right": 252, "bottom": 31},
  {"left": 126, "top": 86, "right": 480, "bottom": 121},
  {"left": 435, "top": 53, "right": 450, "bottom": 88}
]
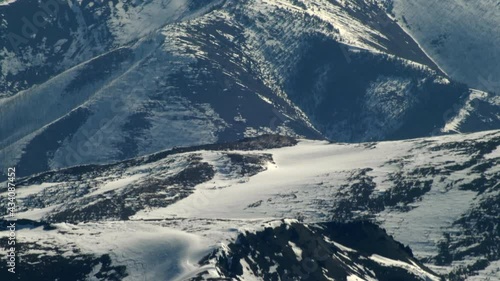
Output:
[
  {"left": 1, "top": 0, "right": 499, "bottom": 178},
  {"left": 384, "top": 0, "right": 500, "bottom": 135},
  {"left": 385, "top": 0, "right": 500, "bottom": 94},
  {"left": 1, "top": 131, "right": 499, "bottom": 280},
  {"left": 1, "top": 2, "right": 499, "bottom": 280},
  {"left": 197, "top": 220, "right": 442, "bottom": 281}
]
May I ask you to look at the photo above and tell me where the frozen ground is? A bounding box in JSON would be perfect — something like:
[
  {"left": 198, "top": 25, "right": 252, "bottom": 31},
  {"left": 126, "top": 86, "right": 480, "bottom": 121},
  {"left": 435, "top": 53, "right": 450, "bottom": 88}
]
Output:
[{"left": 1, "top": 131, "right": 499, "bottom": 280}]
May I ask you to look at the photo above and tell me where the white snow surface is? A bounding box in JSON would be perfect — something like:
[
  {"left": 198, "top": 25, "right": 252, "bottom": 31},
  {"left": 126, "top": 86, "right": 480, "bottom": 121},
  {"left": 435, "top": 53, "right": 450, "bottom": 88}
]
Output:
[
  {"left": 5, "top": 221, "right": 212, "bottom": 281},
  {"left": 1, "top": 129, "right": 499, "bottom": 280},
  {"left": 391, "top": 0, "right": 500, "bottom": 93},
  {"left": 129, "top": 129, "right": 499, "bottom": 279},
  {"left": 369, "top": 254, "right": 440, "bottom": 281}
]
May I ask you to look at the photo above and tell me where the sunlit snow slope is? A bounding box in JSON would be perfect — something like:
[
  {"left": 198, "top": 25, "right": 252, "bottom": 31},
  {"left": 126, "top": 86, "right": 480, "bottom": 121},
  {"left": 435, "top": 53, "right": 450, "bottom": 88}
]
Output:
[
  {"left": 1, "top": 131, "right": 499, "bottom": 280},
  {"left": 388, "top": 0, "right": 500, "bottom": 94},
  {"left": 2, "top": 0, "right": 499, "bottom": 178}
]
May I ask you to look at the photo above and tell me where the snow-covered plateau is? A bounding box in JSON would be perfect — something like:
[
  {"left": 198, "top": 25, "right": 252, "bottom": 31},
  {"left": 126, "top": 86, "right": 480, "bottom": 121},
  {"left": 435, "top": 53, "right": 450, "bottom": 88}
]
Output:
[
  {"left": 0, "top": 1, "right": 499, "bottom": 280},
  {"left": 1, "top": 0, "right": 499, "bottom": 178},
  {"left": 1, "top": 131, "right": 499, "bottom": 280}
]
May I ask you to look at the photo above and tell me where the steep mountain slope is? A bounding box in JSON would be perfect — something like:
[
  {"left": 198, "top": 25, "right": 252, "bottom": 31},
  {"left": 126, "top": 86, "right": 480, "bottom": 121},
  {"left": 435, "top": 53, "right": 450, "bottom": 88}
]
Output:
[
  {"left": 195, "top": 221, "right": 441, "bottom": 281},
  {"left": 0, "top": 219, "right": 442, "bottom": 281},
  {"left": 221, "top": 0, "right": 471, "bottom": 142},
  {"left": 442, "top": 89, "right": 500, "bottom": 134},
  {"left": 0, "top": 0, "right": 220, "bottom": 98},
  {"left": 1, "top": 131, "right": 499, "bottom": 280},
  {"left": 0, "top": 0, "right": 323, "bottom": 178},
  {"left": 386, "top": 0, "right": 500, "bottom": 94},
  {"left": 1, "top": 2, "right": 498, "bottom": 281},
  {"left": 384, "top": 0, "right": 500, "bottom": 135},
  {"left": 1, "top": 0, "right": 498, "bottom": 178}
]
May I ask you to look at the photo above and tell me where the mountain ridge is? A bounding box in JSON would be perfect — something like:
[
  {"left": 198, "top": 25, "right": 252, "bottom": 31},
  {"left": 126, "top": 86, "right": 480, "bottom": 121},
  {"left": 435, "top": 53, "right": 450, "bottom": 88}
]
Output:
[
  {"left": 1, "top": 130, "right": 499, "bottom": 280},
  {"left": 2, "top": 0, "right": 498, "bottom": 178}
]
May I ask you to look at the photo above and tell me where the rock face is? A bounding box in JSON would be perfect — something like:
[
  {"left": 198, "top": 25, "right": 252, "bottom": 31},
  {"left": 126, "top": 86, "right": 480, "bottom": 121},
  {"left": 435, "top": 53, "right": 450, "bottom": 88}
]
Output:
[
  {"left": 1, "top": 131, "right": 499, "bottom": 280},
  {"left": 0, "top": 1, "right": 498, "bottom": 280},
  {"left": 195, "top": 220, "right": 441, "bottom": 281},
  {"left": 1, "top": 0, "right": 498, "bottom": 177}
]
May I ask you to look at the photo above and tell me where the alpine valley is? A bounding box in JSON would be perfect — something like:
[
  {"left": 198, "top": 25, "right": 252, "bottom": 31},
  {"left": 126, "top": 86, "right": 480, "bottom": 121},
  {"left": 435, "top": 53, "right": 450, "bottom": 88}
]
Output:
[{"left": 0, "top": 0, "right": 499, "bottom": 281}]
